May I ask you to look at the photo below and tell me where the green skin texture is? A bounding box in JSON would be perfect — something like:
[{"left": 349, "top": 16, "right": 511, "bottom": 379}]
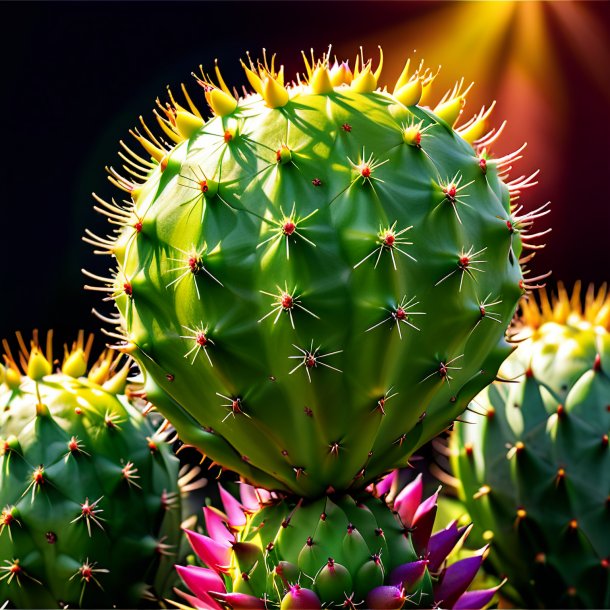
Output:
[
  {"left": 109, "top": 87, "right": 524, "bottom": 497},
  {"left": 452, "top": 319, "right": 610, "bottom": 608},
  {"left": 0, "top": 374, "right": 182, "bottom": 608},
  {"left": 220, "top": 493, "right": 435, "bottom": 607}
]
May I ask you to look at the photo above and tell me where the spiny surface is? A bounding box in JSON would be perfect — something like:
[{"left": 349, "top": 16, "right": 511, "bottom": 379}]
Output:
[
  {"left": 451, "top": 284, "right": 610, "bottom": 608},
  {"left": 175, "top": 472, "right": 499, "bottom": 609},
  {"left": 86, "top": 48, "right": 545, "bottom": 497},
  {"left": 0, "top": 333, "right": 182, "bottom": 608}
]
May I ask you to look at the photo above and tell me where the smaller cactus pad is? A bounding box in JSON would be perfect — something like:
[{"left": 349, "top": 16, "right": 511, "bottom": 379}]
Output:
[
  {"left": 451, "top": 284, "right": 610, "bottom": 608},
  {"left": 0, "top": 332, "right": 183, "bottom": 608},
  {"left": 175, "top": 471, "right": 501, "bottom": 609}
]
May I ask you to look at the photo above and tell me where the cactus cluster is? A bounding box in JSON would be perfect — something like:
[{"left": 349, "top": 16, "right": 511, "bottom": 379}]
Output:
[
  {"left": 0, "top": 332, "right": 183, "bottom": 608},
  {"left": 451, "top": 284, "right": 610, "bottom": 608},
  {"left": 85, "top": 47, "right": 546, "bottom": 500},
  {"left": 176, "top": 472, "right": 501, "bottom": 609}
]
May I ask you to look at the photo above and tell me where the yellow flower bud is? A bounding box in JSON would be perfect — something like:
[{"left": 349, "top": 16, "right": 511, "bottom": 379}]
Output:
[
  {"left": 206, "top": 88, "right": 238, "bottom": 117},
  {"left": 434, "top": 96, "right": 465, "bottom": 127},
  {"left": 310, "top": 66, "right": 334, "bottom": 94},
  {"left": 175, "top": 111, "right": 204, "bottom": 139},
  {"left": 5, "top": 368, "right": 21, "bottom": 390},
  {"left": 394, "top": 80, "right": 422, "bottom": 107},
  {"left": 262, "top": 77, "right": 289, "bottom": 108},
  {"left": 27, "top": 348, "right": 52, "bottom": 381},
  {"left": 62, "top": 348, "right": 88, "bottom": 378},
  {"left": 351, "top": 65, "right": 377, "bottom": 93}
]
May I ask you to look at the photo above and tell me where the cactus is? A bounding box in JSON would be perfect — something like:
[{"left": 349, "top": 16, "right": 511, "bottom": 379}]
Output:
[
  {"left": 175, "top": 471, "right": 501, "bottom": 609},
  {"left": 85, "top": 47, "right": 548, "bottom": 498},
  {"left": 0, "top": 331, "right": 183, "bottom": 608},
  {"left": 451, "top": 284, "right": 610, "bottom": 608}
]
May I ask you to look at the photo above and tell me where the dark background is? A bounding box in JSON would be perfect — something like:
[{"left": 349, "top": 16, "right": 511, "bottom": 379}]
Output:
[{"left": 1, "top": 0, "right": 609, "bottom": 353}]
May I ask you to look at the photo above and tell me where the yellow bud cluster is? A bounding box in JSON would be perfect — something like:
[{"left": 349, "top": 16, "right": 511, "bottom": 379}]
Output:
[
  {"left": 0, "top": 330, "right": 133, "bottom": 396},
  {"left": 114, "top": 46, "right": 500, "bottom": 201},
  {"left": 520, "top": 283, "right": 610, "bottom": 332}
]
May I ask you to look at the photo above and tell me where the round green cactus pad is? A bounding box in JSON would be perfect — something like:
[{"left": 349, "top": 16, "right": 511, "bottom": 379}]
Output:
[{"left": 86, "top": 48, "right": 547, "bottom": 498}]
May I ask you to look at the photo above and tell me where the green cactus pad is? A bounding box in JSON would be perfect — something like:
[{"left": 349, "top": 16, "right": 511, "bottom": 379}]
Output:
[
  {"left": 0, "top": 332, "right": 182, "bottom": 608},
  {"left": 86, "top": 48, "right": 541, "bottom": 497},
  {"left": 451, "top": 284, "right": 610, "bottom": 608}
]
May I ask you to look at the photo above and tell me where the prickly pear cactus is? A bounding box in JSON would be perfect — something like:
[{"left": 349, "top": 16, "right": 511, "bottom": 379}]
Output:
[
  {"left": 175, "top": 472, "right": 501, "bottom": 609},
  {"left": 86, "top": 47, "right": 547, "bottom": 497},
  {"left": 451, "top": 284, "right": 610, "bottom": 608},
  {"left": 0, "top": 332, "right": 182, "bottom": 608}
]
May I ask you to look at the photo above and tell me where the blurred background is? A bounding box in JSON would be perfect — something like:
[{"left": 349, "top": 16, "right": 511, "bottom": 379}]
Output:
[{"left": 1, "top": 0, "right": 609, "bottom": 347}]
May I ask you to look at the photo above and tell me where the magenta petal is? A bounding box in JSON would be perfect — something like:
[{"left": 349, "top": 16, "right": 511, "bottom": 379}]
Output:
[
  {"left": 218, "top": 483, "right": 247, "bottom": 527},
  {"left": 366, "top": 585, "right": 406, "bottom": 610},
  {"left": 389, "top": 560, "right": 429, "bottom": 591},
  {"left": 375, "top": 470, "right": 398, "bottom": 497},
  {"left": 411, "top": 510, "right": 438, "bottom": 556},
  {"left": 434, "top": 549, "right": 487, "bottom": 608},
  {"left": 410, "top": 489, "right": 440, "bottom": 554},
  {"left": 394, "top": 474, "right": 423, "bottom": 527},
  {"left": 204, "top": 506, "right": 235, "bottom": 545},
  {"left": 257, "top": 487, "right": 273, "bottom": 503},
  {"left": 175, "top": 565, "right": 225, "bottom": 607},
  {"left": 184, "top": 528, "right": 231, "bottom": 572},
  {"left": 175, "top": 587, "right": 222, "bottom": 610},
  {"left": 453, "top": 587, "right": 499, "bottom": 610},
  {"left": 428, "top": 522, "right": 470, "bottom": 573},
  {"left": 239, "top": 482, "right": 261, "bottom": 512},
  {"left": 211, "top": 592, "right": 267, "bottom": 609},
  {"left": 412, "top": 487, "right": 439, "bottom": 524}
]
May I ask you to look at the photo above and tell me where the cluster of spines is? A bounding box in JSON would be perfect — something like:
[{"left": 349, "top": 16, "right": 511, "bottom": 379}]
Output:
[
  {"left": 84, "top": 46, "right": 548, "bottom": 264},
  {"left": 518, "top": 280, "right": 610, "bottom": 331}
]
